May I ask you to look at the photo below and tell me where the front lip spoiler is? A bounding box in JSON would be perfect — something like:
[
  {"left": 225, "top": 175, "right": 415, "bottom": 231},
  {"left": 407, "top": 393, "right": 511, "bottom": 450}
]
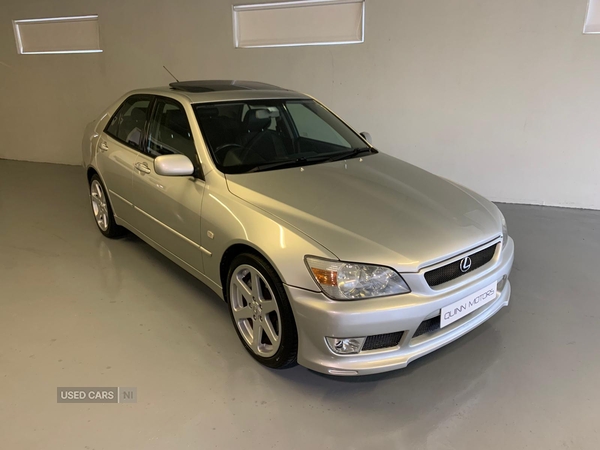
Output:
[{"left": 326, "top": 283, "right": 511, "bottom": 376}]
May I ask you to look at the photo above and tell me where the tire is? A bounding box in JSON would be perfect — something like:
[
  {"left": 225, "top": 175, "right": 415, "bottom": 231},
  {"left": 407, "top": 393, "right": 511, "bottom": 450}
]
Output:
[
  {"left": 225, "top": 253, "right": 298, "bottom": 369},
  {"left": 89, "top": 174, "right": 126, "bottom": 239}
]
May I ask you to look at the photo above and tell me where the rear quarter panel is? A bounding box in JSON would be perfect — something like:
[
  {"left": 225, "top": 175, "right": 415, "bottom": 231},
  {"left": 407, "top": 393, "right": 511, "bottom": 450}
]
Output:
[{"left": 81, "top": 107, "right": 116, "bottom": 171}]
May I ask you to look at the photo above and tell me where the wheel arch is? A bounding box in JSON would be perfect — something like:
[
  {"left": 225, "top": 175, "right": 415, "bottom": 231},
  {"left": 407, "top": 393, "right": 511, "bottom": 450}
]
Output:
[
  {"left": 86, "top": 167, "right": 119, "bottom": 221},
  {"left": 220, "top": 242, "right": 288, "bottom": 299},
  {"left": 86, "top": 166, "right": 99, "bottom": 185}
]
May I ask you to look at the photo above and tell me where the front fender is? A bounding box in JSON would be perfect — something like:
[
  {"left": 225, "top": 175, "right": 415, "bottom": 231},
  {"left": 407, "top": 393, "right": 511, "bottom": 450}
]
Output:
[{"left": 200, "top": 172, "right": 335, "bottom": 291}]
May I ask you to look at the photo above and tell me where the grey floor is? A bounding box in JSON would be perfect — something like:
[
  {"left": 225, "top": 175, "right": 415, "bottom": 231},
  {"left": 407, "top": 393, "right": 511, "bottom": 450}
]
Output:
[{"left": 1, "top": 159, "right": 599, "bottom": 450}]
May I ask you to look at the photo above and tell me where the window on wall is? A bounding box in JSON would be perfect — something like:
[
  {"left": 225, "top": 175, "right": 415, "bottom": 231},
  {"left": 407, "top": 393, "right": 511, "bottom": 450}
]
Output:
[
  {"left": 13, "top": 15, "right": 101, "bottom": 54},
  {"left": 584, "top": 0, "right": 600, "bottom": 33},
  {"left": 233, "top": 0, "right": 365, "bottom": 48}
]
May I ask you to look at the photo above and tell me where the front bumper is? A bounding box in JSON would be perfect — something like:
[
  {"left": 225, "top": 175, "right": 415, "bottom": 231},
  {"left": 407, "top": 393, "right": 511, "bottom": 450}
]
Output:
[{"left": 287, "top": 237, "right": 514, "bottom": 376}]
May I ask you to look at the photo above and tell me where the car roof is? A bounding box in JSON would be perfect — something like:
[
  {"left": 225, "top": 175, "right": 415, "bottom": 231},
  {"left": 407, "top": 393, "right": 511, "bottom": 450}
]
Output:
[
  {"left": 170, "top": 80, "right": 285, "bottom": 92},
  {"left": 128, "top": 80, "right": 311, "bottom": 104}
]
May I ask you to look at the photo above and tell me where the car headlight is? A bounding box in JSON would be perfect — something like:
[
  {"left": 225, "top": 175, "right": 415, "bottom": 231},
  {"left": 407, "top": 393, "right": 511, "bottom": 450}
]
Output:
[
  {"left": 501, "top": 214, "right": 508, "bottom": 250},
  {"left": 305, "top": 257, "right": 410, "bottom": 300}
]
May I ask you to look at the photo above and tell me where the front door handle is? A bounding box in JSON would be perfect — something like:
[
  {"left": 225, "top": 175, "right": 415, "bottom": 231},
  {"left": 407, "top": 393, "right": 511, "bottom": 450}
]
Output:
[
  {"left": 99, "top": 141, "right": 109, "bottom": 152},
  {"left": 134, "top": 162, "right": 151, "bottom": 174}
]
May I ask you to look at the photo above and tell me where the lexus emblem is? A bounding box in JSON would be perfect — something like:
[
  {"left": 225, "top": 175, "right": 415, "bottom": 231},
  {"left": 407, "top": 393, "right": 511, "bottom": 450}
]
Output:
[{"left": 459, "top": 257, "right": 472, "bottom": 273}]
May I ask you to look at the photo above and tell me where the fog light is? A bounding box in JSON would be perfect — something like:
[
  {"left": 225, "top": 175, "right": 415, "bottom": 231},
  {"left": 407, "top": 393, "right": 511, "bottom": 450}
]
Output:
[
  {"left": 497, "top": 275, "right": 508, "bottom": 292},
  {"left": 326, "top": 337, "right": 366, "bottom": 354}
]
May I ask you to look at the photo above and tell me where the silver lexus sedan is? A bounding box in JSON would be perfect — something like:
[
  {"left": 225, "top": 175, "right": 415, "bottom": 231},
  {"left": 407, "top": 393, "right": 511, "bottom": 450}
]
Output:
[{"left": 82, "top": 80, "right": 514, "bottom": 376}]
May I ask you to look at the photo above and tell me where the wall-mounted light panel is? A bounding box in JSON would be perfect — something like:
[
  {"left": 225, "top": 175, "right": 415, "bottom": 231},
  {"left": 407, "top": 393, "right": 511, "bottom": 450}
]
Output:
[
  {"left": 233, "top": 0, "right": 365, "bottom": 48},
  {"left": 584, "top": 0, "right": 600, "bottom": 33},
  {"left": 13, "top": 15, "right": 101, "bottom": 54}
]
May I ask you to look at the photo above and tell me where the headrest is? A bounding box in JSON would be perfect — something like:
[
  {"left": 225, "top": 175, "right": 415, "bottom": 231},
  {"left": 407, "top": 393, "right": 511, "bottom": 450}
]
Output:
[
  {"left": 245, "top": 109, "right": 271, "bottom": 133},
  {"left": 195, "top": 107, "right": 219, "bottom": 119},
  {"left": 130, "top": 107, "right": 147, "bottom": 122},
  {"left": 166, "top": 109, "right": 187, "bottom": 126},
  {"left": 165, "top": 109, "right": 191, "bottom": 136}
]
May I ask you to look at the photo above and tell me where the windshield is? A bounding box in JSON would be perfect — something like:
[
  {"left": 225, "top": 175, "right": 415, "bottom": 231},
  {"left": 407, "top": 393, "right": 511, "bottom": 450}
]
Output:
[{"left": 193, "top": 99, "right": 374, "bottom": 174}]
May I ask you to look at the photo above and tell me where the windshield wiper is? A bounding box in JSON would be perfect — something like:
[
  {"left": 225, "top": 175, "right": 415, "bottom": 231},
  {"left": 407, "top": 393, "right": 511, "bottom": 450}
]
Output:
[
  {"left": 326, "top": 147, "right": 376, "bottom": 163},
  {"left": 245, "top": 148, "right": 376, "bottom": 173},
  {"left": 247, "top": 157, "right": 318, "bottom": 173}
]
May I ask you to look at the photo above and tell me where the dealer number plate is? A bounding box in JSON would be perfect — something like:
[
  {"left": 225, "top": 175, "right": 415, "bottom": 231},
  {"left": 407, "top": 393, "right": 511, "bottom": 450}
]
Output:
[{"left": 440, "top": 282, "right": 498, "bottom": 328}]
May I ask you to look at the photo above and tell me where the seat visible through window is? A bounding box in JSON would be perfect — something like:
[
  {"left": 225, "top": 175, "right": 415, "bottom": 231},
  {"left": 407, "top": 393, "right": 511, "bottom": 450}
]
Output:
[
  {"left": 147, "top": 100, "right": 197, "bottom": 164},
  {"left": 105, "top": 96, "right": 151, "bottom": 150},
  {"left": 240, "top": 109, "right": 287, "bottom": 160}
]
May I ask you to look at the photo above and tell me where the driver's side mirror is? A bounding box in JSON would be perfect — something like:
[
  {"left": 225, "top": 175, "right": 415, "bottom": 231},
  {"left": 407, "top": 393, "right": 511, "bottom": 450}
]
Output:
[
  {"left": 154, "top": 154, "right": 195, "bottom": 177},
  {"left": 360, "top": 132, "right": 373, "bottom": 145}
]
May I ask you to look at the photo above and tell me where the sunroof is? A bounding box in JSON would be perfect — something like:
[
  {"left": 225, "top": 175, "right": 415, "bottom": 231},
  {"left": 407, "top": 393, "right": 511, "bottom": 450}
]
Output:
[{"left": 169, "top": 80, "right": 285, "bottom": 93}]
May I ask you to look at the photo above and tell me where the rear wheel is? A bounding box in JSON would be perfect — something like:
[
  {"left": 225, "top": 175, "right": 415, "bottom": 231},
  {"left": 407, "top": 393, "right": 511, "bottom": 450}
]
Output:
[
  {"left": 226, "top": 253, "right": 298, "bottom": 369},
  {"left": 89, "top": 175, "right": 126, "bottom": 238}
]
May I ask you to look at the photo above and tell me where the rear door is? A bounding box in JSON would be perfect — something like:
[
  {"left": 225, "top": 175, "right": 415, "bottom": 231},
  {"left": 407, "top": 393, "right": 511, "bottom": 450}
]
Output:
[
  {"left": 98, "top": 95, "right": 152, "bottom": 224},
  {"left": 130, "top": 97, "right": 205, "bottom": 274}
]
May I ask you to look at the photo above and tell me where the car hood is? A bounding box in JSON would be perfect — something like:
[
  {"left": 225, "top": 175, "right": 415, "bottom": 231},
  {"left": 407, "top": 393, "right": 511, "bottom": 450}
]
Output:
[{"left": 225, "top": 153, "right": 502, "bottom": 271}]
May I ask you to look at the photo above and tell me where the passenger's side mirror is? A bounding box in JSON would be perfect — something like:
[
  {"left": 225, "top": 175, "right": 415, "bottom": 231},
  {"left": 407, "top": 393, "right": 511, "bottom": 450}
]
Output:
[
  {"left": 360, "top": 132, "right": 373, "bottom": 145},
  {"left": 154, "top": 154, "right": 195, "bottom": 177}
]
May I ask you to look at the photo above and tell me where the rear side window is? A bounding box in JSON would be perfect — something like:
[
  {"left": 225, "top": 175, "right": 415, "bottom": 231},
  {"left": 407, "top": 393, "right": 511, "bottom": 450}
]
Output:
[{"left": 105, "top": 96, "right": 152, "bottom": 150}]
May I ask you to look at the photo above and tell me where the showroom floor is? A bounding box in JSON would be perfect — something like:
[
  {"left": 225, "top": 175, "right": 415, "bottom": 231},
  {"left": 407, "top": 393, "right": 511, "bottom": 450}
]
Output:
[{"left": 1, "top": 159, "right": 599, "bottom": 449}]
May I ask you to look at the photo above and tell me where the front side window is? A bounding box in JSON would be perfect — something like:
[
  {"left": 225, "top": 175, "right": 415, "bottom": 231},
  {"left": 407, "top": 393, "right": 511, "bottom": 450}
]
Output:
[
  {"left": 193, "top": 99, "right": 371, "bottom": 174},
  {"left": 146, "top": 99, "right": 198, "bottom": 165},
  {"left": 105, "top": 96, "right": 151, "bottom": 150}
]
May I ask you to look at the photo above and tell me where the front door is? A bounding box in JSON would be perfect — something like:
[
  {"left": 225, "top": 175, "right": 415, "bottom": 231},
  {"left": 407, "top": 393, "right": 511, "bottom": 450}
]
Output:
[{"left": 131, "top": 97, "right": 204, "bottom": 274}]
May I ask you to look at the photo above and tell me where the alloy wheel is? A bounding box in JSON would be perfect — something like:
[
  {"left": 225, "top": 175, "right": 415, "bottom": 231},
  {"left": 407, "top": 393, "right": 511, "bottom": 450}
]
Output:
[
  {"left": 229, "top": 264, "right": 282, "bottom": 357},
  {"left": 90, "top": 180, "right": 109, "bottom": 231}
]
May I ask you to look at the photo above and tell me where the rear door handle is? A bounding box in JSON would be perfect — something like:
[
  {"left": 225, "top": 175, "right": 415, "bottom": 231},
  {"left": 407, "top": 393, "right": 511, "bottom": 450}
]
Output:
[
  {"left": 134, "top": 162, "right": 151, "bottom": 174},
  {"left": 99, "top": 141, "right": 109, "bottom": 152}
]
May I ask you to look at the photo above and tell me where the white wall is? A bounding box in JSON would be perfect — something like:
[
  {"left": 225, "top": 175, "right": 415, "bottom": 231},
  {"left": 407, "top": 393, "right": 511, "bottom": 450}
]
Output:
[{"left": 1, "top": 0, "right": 599, "bottom": 209}]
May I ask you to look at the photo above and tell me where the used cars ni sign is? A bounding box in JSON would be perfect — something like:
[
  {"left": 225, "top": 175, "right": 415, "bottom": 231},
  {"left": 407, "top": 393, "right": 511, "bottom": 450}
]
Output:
[{"left": 82, "top": 80, "right": 514, "bottom": 376}]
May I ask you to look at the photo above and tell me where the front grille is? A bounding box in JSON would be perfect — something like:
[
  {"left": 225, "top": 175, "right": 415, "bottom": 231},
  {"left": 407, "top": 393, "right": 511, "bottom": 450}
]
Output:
[
  {"left": 413, "top": 316, "right": 441, "bottom": 338},
  {"left": 425, "top": 244, "right": 498, "bottom": 287},
  {"left": 362, "top": 332, "right": 404, "bottom": 351}
]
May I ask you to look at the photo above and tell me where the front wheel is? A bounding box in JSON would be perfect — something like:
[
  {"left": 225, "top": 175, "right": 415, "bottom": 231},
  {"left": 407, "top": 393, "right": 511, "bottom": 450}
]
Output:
[{"left": 226, "top": 253, "right": 298, "bottom": 369}]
